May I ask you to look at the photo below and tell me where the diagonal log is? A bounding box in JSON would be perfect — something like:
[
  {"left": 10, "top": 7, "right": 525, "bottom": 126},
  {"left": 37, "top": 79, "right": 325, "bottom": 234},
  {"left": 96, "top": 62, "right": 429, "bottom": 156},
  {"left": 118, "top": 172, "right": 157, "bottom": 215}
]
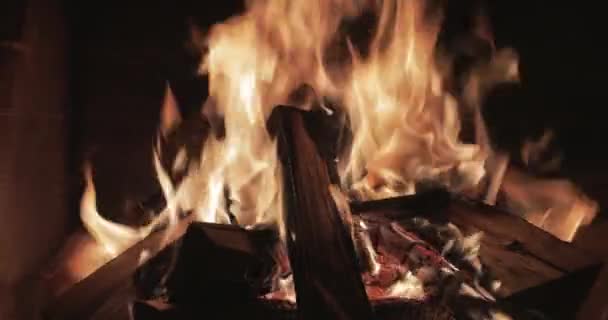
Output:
[
  {"left": 503, "top": 263, "right": 603, "bottom": 319},
  {"left": 272, "top": 107, "right": 375, "bottom": 320}
]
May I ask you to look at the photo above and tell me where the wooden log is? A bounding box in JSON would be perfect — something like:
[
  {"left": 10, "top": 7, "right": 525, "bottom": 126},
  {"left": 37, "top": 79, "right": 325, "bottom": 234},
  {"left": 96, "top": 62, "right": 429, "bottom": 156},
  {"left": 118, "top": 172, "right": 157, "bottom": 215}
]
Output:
[
  {"left": 503, "top": 263, "right": 603, "bottom": 320},
  {"left": 272, "top": 107, "right": 375, "bottom": 320},
  {"left": 48, "top": 192, "right": 595, "bottom": 320},
  {"left": 164, "top": 222, "right": 277, "bottom": 308},
  {"left": 351, "top": 188, "right": 450, "bottom": 218},
  {"left": 446, "top": 199, "right": 600, "bottom": 296},
  {"left": 46, "top": 103, "right": 599, "bottom": 319},
  {"left": 43, "top": 217, "right": 192, "bottom": 320},
  {"left": 577, "top": 263, "right": 608, "bottom": 320},
  {"left": 44, "top": 220, "right": 279, "bottom": 320},
  {"left": 132, "top": 299, "right": 298, "bottom": 320},
  {"left": 131, "top": 298, "right": 455, "bottom": 320},
  {"left": 448, "top": 295, "right": 546, "bottom": 320},
  {"left": 348, "top": 191, "right": 600, "bottom": 316}
]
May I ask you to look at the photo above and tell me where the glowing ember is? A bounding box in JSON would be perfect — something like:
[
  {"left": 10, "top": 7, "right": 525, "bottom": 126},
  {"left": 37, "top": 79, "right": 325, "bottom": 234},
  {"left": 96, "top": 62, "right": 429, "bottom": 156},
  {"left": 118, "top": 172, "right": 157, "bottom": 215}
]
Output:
[{"left": 263, "top": 213, "right": 496, "bottom": 304}]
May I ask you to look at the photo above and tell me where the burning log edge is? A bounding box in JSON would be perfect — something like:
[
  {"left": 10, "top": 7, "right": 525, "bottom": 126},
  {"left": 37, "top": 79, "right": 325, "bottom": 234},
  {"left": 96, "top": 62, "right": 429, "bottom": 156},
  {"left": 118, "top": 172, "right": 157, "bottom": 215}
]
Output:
[
  {"left": 271, "top": 107, "right": 375, "bottom": 320},
  {"left": 43, "top": 108, "right": 602, "bottom": 320},
  {"left": 42, "top": 193, "right": 602, "bottom": 319}
]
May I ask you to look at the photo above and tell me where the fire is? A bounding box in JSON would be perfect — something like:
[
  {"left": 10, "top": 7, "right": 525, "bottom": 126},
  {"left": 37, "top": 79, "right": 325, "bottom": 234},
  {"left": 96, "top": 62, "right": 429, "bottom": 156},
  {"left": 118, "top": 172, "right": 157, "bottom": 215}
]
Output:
[
  {"left": 75, "top": 0, "right": 597, "bottom": 297},
  {"left": 80, "top": 0, "right": 500, "bottom": 253},
  {"left": 80, "top": 165, "right": 151, "bottom": 257},
  {"left": 501, "top": 166, "right": 597, "bottom": 242},
  {"left": 385, "top": 271, "right": 425, "bottom": 300},
  {"left": 340, "top": 0, "right": 490, "bottom": 199},
  {"left": 492, "top": 130, "right": 597, "bottom": 242},
  {"left": 199, "top": 0, "right": 517, "bottom": 203}
]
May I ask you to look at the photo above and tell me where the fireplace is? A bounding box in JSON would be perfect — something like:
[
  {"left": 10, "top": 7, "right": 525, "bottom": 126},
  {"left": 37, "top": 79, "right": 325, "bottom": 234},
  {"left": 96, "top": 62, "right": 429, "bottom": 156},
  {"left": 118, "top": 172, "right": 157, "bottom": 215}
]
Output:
[
  {"left": 0, "top": 0, "right": 70, "bottom": 318},
  {"left": 1, "top": 0, "right": 607, "bottom": 319}
]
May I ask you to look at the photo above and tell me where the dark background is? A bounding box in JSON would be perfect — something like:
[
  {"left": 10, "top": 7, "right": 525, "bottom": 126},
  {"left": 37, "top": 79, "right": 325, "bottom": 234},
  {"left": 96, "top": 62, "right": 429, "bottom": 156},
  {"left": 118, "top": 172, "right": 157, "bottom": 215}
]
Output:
[
  {"left": 64, "top": 0, "right": 606, "bottom": 225},
  {"left": 0, "top": 1, "right": 604, "bottom": 317}
]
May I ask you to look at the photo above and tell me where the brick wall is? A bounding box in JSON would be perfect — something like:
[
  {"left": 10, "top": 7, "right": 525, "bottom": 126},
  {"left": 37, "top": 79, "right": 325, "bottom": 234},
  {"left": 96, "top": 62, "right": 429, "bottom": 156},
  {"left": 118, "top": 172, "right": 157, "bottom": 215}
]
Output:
[{"left": 0, "top": 0, "right": 69, "bottom": 318}]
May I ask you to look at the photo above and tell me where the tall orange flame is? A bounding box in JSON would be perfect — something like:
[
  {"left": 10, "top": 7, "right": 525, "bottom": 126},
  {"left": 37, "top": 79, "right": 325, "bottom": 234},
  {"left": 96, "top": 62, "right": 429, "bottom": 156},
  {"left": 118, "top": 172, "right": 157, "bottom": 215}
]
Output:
[
  {"left": 77, "top": 0, "right": 596, "bottom": 275},
  {"left": 341, "top": 0, "right": 490, "bottom": 199}
]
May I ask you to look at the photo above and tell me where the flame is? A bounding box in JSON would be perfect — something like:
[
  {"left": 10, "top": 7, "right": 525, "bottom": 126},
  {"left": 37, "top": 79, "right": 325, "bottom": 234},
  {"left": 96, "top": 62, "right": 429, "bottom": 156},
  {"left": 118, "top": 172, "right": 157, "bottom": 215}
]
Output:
[
  {"left": 78, "top": 86, "right": 189, "bottom": 264},
  {"left": 200, "top": 0, "right": 505, "bottom": 206},
  {"left": 486, "top": 130, "right": 597, "bottom": 242},
  {"left": 501, "top": 167, "right": 597, "bottom": 242},
  {"left": 521, "top": 129, "right": 562, "bottom": 173},
  {"left": 74, "top": 0, "right": 597, "bottom": 301},
  {"left": 153, "top": 83, "right": 280, "bottom": 229},
  {"left": 201, "top": 0, "right": 361, "bottom": 113},
  {"left": 79, "top": 0, "right": 522, "bottom": 254},
  {"left": 386, "top": 271, "right": 425, "bottom": 300},
  {"left": 188, "top": 0, "right": 361, "bottom": 235},
  {"left": 338, "top": 1, "right": 519, "bottom": 199},
  {"left": 80, "top": 165, "right": 151, "bottom": 257}
]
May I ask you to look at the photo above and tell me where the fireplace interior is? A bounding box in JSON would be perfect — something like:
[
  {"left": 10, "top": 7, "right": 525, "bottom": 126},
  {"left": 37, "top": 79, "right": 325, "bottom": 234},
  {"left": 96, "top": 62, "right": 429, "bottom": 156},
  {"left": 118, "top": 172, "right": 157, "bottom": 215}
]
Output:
[{"left": 1, "top": 1, "right": 607, "bottom": 320}]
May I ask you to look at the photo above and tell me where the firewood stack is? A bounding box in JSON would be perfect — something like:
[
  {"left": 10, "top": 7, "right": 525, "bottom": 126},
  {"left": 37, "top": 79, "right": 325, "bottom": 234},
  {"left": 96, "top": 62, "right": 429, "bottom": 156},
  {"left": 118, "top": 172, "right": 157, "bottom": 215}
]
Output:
[{"left": 44, "top": 108, "right": 602, "bottom": 320}]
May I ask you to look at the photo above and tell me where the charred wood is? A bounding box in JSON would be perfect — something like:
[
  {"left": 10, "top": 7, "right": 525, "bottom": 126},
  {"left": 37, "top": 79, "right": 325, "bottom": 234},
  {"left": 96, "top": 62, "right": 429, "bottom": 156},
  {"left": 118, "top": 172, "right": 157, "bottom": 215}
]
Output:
[
  {"left": 132, "top": 298, "right": 455, "bottom": 320},
  {"left": 502, "top": 263, "right": 603, "bottom": 320},
  {"left": 446, "top": 199, "right": 599, "bottom": 296},
  {"left": 164, "top": 223, "right": 277, "bottom": 308},
  {"left": 351, "top": 188, "right": 451, "bottom": 218},
  {"left": 44, "top": 218, "right": 192, "bottom": 320},
  {"left": 272, "top": 107, "right": 375, "bottom": 320}
]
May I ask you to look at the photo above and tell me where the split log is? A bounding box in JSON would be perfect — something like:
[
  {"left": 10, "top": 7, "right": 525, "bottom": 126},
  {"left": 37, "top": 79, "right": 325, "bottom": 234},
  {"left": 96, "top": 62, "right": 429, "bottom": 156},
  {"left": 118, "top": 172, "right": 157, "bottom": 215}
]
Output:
[
  {"left": 272, "top": 107, "right": 375, "bottom": 320},
  {"left": 43, "top": 216, "right": 192, "bottom": 320},
  {"left": 446, "top": 199, "right": 600, "bottom": 296},
  {"left": 577, "top": 263, "right": 608, "bottom": 320},
  {"left": 44, "top": 220, "right": 278, "bottom": 320},
  {"left": 164, "top": 222, "right": 277, "bottom": 308},
  {"left": 503, "top": 263, "right": 603, "bottom": 320},
  {"left": 45, "top": 104, "right": 599, "bottom": 319},
  {"left": 357, "top": 192, "right": 600, "bottom": 297},
  {"left": 131, "top": 299, "right": 455, "bottom": 320},
  {"left": 351, "top": 188, "right": 450, "bottom": 218},
  {"left": 132, "top": 299, "right": 298, "bottom": 320}
]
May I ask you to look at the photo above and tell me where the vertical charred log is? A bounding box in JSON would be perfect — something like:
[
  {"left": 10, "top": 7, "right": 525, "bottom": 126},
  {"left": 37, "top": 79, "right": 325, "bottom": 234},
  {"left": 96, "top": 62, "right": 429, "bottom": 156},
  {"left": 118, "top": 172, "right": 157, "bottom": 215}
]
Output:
[{"left": 272, "top": 107, "right": 374, "bottom": 320}]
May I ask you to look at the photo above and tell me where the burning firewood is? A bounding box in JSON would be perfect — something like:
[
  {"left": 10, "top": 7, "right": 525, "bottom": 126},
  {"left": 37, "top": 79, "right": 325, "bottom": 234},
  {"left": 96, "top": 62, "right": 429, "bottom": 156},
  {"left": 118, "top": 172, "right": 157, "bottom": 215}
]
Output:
[
  {"left": 159, "top": 222, "right": 278, "bottom": 311},
  {"left": 270, "top": 107, "right": 506, "bottom": 318},
  {"left": 350, "top": 187, "right": 451, "bottom": 218},
  {"left": 499, "top": 166, "right": 598, "bottom": 242},
  {"left": 272, "top": 107, "right": 375, "bottom": 320}
]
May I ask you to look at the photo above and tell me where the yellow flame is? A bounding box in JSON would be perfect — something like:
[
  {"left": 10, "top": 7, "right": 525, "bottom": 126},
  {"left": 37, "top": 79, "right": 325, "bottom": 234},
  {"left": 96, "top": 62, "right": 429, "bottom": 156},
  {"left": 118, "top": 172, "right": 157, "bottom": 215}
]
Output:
[
  {"left": 386, "top": 271, "right": 425, "bottom": 300},
  {"left": 339, "top": 0, "right": 504, "bottom": 199},
  {"left": 521, "top": 129, "right": 562, "bottom": 172},
  {"left": 80, "top": 1, "right": 520, "bottom": 254},
  {"left": 501, "top": 168, "right": 598, "bottom": 242},
  {"left": 189, "top": 0, "right": 367, "bottom": 236},
  {"left": 80, "top": 165, "right": 151, "bottom": 257},
  {"left": 77, "top": 0, "right": 596, "bottom": 279}
]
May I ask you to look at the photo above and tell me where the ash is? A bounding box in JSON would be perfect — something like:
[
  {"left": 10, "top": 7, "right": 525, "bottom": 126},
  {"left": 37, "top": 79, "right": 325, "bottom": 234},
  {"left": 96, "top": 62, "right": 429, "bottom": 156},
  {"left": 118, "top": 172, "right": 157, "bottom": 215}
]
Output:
[{"left": 264, "top": 214, "right": 500, "bottom": 307}]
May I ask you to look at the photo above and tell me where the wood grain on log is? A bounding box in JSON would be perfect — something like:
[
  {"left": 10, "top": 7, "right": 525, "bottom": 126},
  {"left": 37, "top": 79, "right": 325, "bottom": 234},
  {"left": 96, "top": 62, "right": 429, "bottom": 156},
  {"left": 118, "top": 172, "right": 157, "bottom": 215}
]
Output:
[
  {"left": 350, "top": 191, "right": 600, "bottom": 313},
  {"left": 45, "top": 105, "right": 599, "bottom": 319},
  {"left": 45, "top": 195, "right": 599, "bottom": 320},
  {"left": 44, "top": 217, "right": 192, "bottom": 320},
  {"left": 273, "top": 107, "right": 375, "bottom": 320},
  {"left": 351, "top": 188, "right": 450, "bottom": 216},
  {"left": 447, "top": 199, "right": 599, "bottom": 295},
  {"left": 503, "top": 263, "right": 603, "bottom": 320},
  {"left": 131, "top": 298, "right": 455, "bottom": 320}
]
